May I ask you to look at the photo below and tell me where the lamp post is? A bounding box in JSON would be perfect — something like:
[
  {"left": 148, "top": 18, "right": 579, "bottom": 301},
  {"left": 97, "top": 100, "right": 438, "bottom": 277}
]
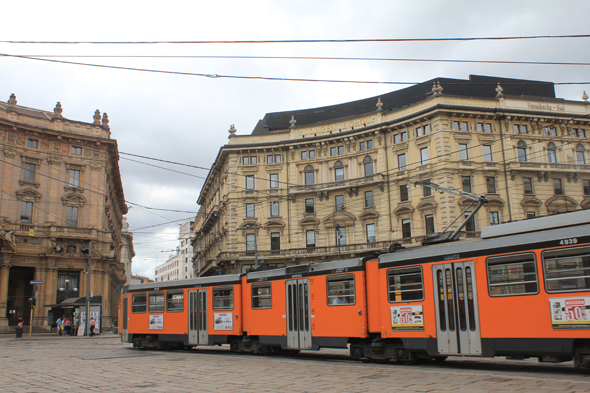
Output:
[{"left": 84, "top": 241, "right": 92, "bottom": 337}]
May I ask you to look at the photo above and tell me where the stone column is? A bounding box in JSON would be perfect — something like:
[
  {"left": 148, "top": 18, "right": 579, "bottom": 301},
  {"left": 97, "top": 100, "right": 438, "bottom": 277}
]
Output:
[
  {"left": 33, "top": 266, "right": 45, "bottom": 328},
  {"left": 0, "top": 255, "right": 12, "bottom": 331}
]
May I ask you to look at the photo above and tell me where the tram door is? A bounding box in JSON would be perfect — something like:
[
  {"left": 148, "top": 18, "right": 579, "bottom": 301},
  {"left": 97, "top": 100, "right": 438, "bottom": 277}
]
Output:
[
  {"left": 121, "top": 295, "right": 128, "bottom": 342},
  {"left": 188, "top": 289, "right": 208, "bottom": 345},
  {"left": 286, "top": 279, "right": 312, "bottom": 349},
  {"left": 433, "top": 262, "right": 481, "bottom": 356}
]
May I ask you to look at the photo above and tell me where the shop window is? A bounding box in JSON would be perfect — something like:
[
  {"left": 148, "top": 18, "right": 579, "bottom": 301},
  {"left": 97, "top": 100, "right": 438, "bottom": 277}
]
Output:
[
  {"left": 132, "top": 293, "right": 147, "bottom": 313},
  {"left": 388, "top": 266, "right": 424, "bottom": 302},
  {"left": 213, "top": 287, "right": 234, "bottom": 310},
  {"left": 166, "top": 290, "right": 184, "bottom": 312},
  {"left": 487, "top": 253, "right": 538, "bottom": 296},
  {"left": 327, "top": 274, "right": 355, "bottom": 305},
  {"left": 149, "top": 291, "right": 165, "bottom": 313},
  {"left": 252, "top": 283, "right": 272, "bottom": 309}
]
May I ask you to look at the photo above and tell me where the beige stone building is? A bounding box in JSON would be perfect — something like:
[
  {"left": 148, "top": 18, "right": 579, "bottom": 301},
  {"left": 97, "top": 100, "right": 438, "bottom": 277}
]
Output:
[
  {"left": 192, "top": 75, "right": 590, "bottom": 277},
  {"left": 0, "top": 94, "right": 130, "bottom": 332}
]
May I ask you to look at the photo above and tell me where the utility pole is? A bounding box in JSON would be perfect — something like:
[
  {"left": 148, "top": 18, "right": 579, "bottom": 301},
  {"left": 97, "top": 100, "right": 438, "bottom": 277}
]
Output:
[
  {"left": 84, "top": 241, "right": 92, "bottom": 336},
  {"left": 335, "top": 223, "right": 342, "bottom": 260},
  {"left": 254, "top": 224, "right": 258, "bottom": 269}
]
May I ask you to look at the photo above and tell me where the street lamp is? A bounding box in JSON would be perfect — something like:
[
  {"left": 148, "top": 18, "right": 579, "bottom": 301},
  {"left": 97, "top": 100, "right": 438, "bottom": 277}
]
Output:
[{"left": 59, "top": 278, "right": 78, "bottom": 296}]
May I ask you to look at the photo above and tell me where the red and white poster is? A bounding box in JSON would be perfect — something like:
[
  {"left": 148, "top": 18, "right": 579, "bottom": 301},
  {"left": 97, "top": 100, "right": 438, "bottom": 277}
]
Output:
[
  {"left": 390, "top": 305, "right": 424, "bottom": 330},
  {"left": 550, "top": 297, "right": 590, "bottom": 329}
]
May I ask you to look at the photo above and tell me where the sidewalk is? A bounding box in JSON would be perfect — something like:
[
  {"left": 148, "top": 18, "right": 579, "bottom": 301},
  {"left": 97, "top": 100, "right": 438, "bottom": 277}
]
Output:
[{"left": 0, "top": 331, "right": 120, "bottom": 340}]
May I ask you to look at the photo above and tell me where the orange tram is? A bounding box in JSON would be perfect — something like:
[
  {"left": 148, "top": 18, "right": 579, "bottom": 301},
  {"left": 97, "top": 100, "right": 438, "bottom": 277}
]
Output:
[{"left": 121, "top": 210, "right": 590, "bottom": 371}]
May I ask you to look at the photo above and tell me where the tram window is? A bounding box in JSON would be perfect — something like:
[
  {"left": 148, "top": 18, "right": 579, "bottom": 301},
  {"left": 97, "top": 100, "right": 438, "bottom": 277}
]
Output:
[
  {"left": 166, "top": 290, "right": 184, "bottom": 312},
  {"left": 213, "top": 287, "right": 234, "bottom": 310},
  {"left": 543, "top": 246, "right": 590, "bottom": 293},
  {"left": 327, "top": 274, "right": 355, "bottom": 306},
  {"left": 148, "top": 291, "right": 165, "bottom": 313},
  {"left": 132, "top": 293, "right": 147, "bottom": 313},
  {"left": 387, "top": 266, "right": 424, "bottom": 302},
  {"left": 252, "top": 283, "right": 272, "bottom": 309},
  {"left": 487, "top": 253, "right": 538, "bottom": 296}
]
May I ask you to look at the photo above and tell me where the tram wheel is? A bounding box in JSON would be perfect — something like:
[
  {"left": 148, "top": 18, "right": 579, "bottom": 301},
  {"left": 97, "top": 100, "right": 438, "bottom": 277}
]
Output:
[{"left": 399, "top": 352, "right": 418, "bottom": 365}]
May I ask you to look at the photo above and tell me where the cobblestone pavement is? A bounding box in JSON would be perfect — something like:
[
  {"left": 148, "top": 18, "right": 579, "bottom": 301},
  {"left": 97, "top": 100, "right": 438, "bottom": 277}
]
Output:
[{"left": 1, "top": 334, "right": 589, "bottom": 392}]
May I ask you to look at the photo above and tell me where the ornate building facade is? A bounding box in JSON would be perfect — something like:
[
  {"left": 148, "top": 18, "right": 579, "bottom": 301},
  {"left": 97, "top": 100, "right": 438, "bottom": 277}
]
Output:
[
  {"left": 0, "top": 94, "right": 130, "bottom": 331},
  {"left": 192, "top": 75, "right": 590, "bottom": 277}
]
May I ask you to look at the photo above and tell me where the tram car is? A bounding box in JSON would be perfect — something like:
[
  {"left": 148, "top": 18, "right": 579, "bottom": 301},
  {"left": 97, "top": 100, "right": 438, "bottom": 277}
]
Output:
[{"left": 121, "top": 209, "right": 590, "bottom": 371}]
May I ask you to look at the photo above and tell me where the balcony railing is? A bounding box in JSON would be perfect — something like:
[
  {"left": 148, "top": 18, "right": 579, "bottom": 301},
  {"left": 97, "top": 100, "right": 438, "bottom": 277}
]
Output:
[{"left": 289, "top": 173, "right": 385, "bottom": 194}]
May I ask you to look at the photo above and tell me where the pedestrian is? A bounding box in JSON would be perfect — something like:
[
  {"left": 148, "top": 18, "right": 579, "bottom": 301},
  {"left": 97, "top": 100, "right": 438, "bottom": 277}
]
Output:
[
  {"left": 15, "top": 317, "right": 23, "bottom": 338},
  {"left": 56, "top": 316, "right": 62, "bottom": 336},
  {"left": 65, "top": 318, "right": 71, "bottom": 336},
  {"left": 89, "top": 317, "right": 96, "bottom": 337}
]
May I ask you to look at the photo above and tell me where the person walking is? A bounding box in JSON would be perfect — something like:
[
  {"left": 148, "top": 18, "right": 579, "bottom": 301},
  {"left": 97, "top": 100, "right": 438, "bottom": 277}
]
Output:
[
  {"left": 15, "top": 317, "right": 23, "bottom": 338},
  {"left": 56, "top": 316, "right": 62, "bottom": 336},
  {"left": 89, "top": 317, "right": 96, "bottom": 337},
  {"left": 64, "top": 318, "right": 71, "bottom": 336}
]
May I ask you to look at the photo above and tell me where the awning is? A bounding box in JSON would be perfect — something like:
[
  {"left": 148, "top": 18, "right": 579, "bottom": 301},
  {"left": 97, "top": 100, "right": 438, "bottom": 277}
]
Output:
[{"left": 44, "top": 296, "right": 102, "bottom": 308}]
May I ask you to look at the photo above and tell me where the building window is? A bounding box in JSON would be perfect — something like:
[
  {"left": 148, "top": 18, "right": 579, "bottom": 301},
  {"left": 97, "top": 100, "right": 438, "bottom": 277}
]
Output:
[
  {"left": 304, "top": 165, "right": 314, "bottom": 185},
  {"left": 24, "top": 163, "right": 36, "bottom": 182},
  {"left": 401, "top": 131, "right": 407, "bottom": 141},
  {"left": 213, "top": 287, "right": 234, "bottom": 310},
  {"left": 71, "top": 146, "right": 82, "bottom": 155},
  {"left": 305, "top": 198, "right": 314, "bottom": 214},
  {"left": 330, "top": 147, "right": 336, "bottom": 156},
  {"left": 246, "top": 175, "right": 255, "bottom": 190},
  {"left": 524, "top": 177, "right": 534, "bottom": 195},
  {"left": 335, "top": 195, "right": 344, "bottom": 211},
  {"left": 576, "top": 144, "right": 586, "bottom": 164},
  {"left": 66, "top": 206, "right": 78, "bottom": 227},
  {"left": 267, "top": 155, "right": 273, "bottom": 164},
  {"left": 483, "top": 145, "right": 493, "bottom": 162},
  {"left": 359, "top": 141, "right": 365, "bottom": 151},
  {"left": 489, "top": 212, "right": 500, "bottom": 225},
  {"left": 554, "top": 179, "right": 563, "bottom": 195},
  {"left": 465, "top": 213, "right": 476, "bottom": 232},
  {"left": 420, "top": 147, "right": 429, "bottom": 164},
  {"left": 425, "top": 214, "right": 435, "bottom": 235},
  {"left": 547, "top": 142, "right": 557, "bottom": 163},
  {"left": 367, "top": 140, "right": 374, "bottom": 149},
  {"left": 401, "top": 218, "right": 411, "bottom": 238},
  {"left": 477, "top": 123, "right": 484, "bottom": 132},
  {"left": 363, "top": 156, "right": 374, "bottom": 176},
  {"left": 327, "top": 274, "right": 355, "bottom": 305},
  {"left": 453, "top": 121, "right": 460, "bottom": 131},
  {"left": 514, "top": 124, "right": 527, "bottom": 134},
  {"left": 269, "top": 174, "right": 279, "bottom": 189},
  {"left": 270, "top": 232, "right": 280, "bottom": 251},
  {"left": 584, "top": 179, "right": 590, "bottom": 196},
  {"left": 309, "top": 150, "right": 315, "bottom": 159},
  {"left": 462, "top": 176, "right": 472, "bottom": 193},
  {"left": 246, "top": 233, "right": 256, "bottom": 251},
  {"left": 544, "top": 127, "right": 557, "bottom": 136},
  {"left": 335, "top": 226, "right": 347, "bottom": 246},
  {"left": 486, "top": 177, "right": 496, "bottom": 193},
  {"left": 485, "top": 123, "right": 492, "bottom": 133},
  {"left": 132, "top": 293, "right": 147, "bottom": 313},
  {"left": 366, "top": 223, "right": 376, "bottom": 242},
  {"left": 461, "top": 122, "right": 468, "bottom": 131},
  {"left": 27, "top": 139, "right": 38, "bottom": 148},
  {"left": 275, "top": 154, "right": 281, "bottom": 163},
  {"left": 301, "top": 151, "right": 307, "bottom": 160},
  {"left": 423, "top": 180, "right": 432, "bottom": 197},
  {"left": 167, "top": 291, "right": 184, "bottom": 312},
  {"left": 400, "top": 184, "right": 409, "bottom": 202},
  {"left": 365, "top": 190, "right": 373, "bottom": 207},
  {"left": 521, "top": 125, "right": 528, "bottom": 134},
  {"left": 149, "top": 291, "right": 165, "bottom": 313},
  {"left": 517, "top": 141, "right": 527, "bottom": 162},
  {"left": 252, "top": 283, "right": 272, "bottom": 309},
  {"left": 20, "top": 201, "right": 33, "bottom": 223},
  {"left": 397, "top": 153, "right": 407, "bottom": 170},
  {"left": 388, "top": 266, "right": 424, "bottom": 302},
  {"left": 526, "top": 211, "right": 536, "bottom": 219},
  {"left": 573, "top": 128, "right": 586, "bottom": 138},
  {"left": 270, "top": 201, "right": 279, "bottom": 217},
  {"left": 487, "top": 253, "right": 538, "bottom": 296},
  {"left": 334, "top": 160, "right": 345, "bottom": 181},
  {"left": 69, "top": 169, "right": 80, "bottom": 187},
  {"left": 306, "top": 230, "right": 316, "bottom": 248},
  {"left": 459, "top": 144, "right": 468, "bottom": 160},
  {"left": 416, "top": 126, "right": 423, "bottom": 138},
  {"left": 338, "top": 146, "right": 344, "bottom": 155},
  {"left": 246, "top": 203, "right": 255, "bottom": 218}
]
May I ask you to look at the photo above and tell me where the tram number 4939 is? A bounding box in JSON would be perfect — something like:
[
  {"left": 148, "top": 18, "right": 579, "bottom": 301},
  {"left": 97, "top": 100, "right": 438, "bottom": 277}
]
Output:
[{"left": 559, "top": 238, "right": 578, "bottom": 245}]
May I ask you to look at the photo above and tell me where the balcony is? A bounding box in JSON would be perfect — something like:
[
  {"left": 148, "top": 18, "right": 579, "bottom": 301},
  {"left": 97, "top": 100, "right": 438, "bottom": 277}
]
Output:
[
  {"left": 198, "top": 205, "right": 220, "bottom": 234},
  {"left": 9, "top": 223, "right": 97, "bottom": 239},
  {"left": 289, "top": 173, "right": 386, "bottom": 195}
]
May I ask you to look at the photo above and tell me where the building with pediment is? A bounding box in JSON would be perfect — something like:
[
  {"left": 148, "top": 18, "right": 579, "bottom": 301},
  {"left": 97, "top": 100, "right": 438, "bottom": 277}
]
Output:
[
  {"left": 0, "top": 94, "right": 131, "bottom": 332},
  {"left": 192, "top": 75, "right": 590, "bottom": 277}
]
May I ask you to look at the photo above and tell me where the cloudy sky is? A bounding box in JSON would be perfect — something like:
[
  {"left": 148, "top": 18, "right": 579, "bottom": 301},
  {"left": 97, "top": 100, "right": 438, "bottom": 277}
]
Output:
[{"left": 1, "top": 1, "right": 589, "bottom": 278}]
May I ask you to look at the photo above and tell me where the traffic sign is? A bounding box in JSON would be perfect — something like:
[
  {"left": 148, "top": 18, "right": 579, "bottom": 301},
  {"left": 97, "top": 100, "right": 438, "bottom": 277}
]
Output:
[
  {"left": 34, "top": 285, "right": 39, "bottom": 292},
  {"left": 30, "top": 280, "right": 43, "bottom": 284}
]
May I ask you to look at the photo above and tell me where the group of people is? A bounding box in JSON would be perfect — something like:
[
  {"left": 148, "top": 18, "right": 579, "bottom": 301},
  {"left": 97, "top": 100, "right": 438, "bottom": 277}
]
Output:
[{"left": 55, "top": 316, "right": 96, "bottom": 336}]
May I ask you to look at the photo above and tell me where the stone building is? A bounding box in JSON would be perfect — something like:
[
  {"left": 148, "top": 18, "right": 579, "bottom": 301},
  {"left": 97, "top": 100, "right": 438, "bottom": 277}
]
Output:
[
  {"left": 155, "top": 218, "right": 195, "bottom": 281},
  {"left": 192, "top": 75, "right": 590, "bottom": 277},
  {"left": 0, "top": 94, "right": 130, "bottom": 331}
]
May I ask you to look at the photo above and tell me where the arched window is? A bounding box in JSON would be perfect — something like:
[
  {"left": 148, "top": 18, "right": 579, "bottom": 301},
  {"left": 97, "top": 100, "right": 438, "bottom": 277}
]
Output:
[
  {"left": 334, "top": 160, "right": 344, "bottom": 181},
  {"left": 363, "top": 156, "right": 374, "bottom": 176},
  {"left": 517, "top": 140, "right": 527, "bottom": 162},
  {"left": 576, "top": 144, "right": 586, "bottom": 164},
  {"left": 304, "top": 165, "right": 315, "bottom": 185},
  {"left": 547, "top": 142, "right": 557, "bottom": 163}
]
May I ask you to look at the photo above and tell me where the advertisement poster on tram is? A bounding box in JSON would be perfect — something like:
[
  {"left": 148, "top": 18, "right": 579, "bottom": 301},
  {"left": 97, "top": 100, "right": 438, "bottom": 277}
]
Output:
[
  {"left": 550, "top": 297, "right": 590, "bottom": 329},
  {"left": 149, "top": 315, "right": 164, "bottom": 330},
  {"left": 214, "top": 313, "right": 233, "bottom": 330},
  {"left": 391, "top": 305, "right": 424, "bottom": 330}
]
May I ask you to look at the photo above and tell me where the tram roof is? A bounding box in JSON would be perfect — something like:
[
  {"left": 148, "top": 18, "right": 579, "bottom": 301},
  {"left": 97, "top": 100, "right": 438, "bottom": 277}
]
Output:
[
  {"left": 123, "top": 273, "right": 242, "bottom": 293},
  {"left": 247, "top": 258, "right": 364, "bottom": 282}
]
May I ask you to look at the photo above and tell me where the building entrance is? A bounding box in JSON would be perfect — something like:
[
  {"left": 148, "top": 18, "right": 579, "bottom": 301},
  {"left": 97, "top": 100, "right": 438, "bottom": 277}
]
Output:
[{"left": 7, "top": 267, "right": 35, "bottom": 326}]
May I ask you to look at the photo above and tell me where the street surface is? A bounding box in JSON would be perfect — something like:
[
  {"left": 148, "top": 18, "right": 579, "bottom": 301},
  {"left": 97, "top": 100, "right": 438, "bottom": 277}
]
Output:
[{"left": 0, "top": 333, "right": 589, "bottom": 392}]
